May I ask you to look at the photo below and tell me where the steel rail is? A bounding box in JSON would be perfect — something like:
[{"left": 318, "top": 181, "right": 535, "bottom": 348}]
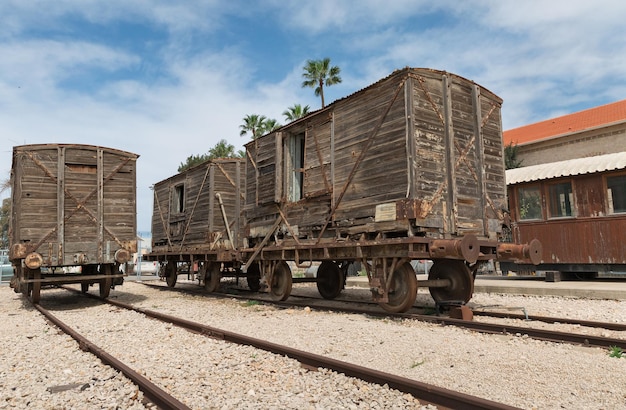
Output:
[
  {"left": 472, "top": 310, "right": 626, "bottom": 332},
  {"left": 137, "top": 282, "right": 626, "bottom": 350},
  {"left": 95, "top": 296, "right": 518, "bottom": 410},
  {"left": 32, "top": 303, "right": 191, "bottom": 410}
]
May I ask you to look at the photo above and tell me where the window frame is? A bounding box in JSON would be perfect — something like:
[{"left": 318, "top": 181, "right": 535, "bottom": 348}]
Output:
[
  {"left": 516, "top": 184, "right": 543, "bottom": 221},
  {"left": 606, "top": 172, "right": 626, "bottom": 214},
  {"left": 172, "top": 183, "right": 185, "bottom": 214},
  {"left": 547, "top": 180, "right": 576, "bottom": 219}
]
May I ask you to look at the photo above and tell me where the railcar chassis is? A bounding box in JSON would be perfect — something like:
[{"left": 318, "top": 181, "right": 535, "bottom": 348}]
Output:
[
  {"left": 10, "top": 261, "right": 124, "bottom": 304},
  {"left": 148, "top": 235, "right": 540, "bottom": 313}
]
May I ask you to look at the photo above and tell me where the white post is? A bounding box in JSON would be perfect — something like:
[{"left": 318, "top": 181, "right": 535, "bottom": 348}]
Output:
[{"left": 136, "top": 236, "right": 142, "bottom": 282}]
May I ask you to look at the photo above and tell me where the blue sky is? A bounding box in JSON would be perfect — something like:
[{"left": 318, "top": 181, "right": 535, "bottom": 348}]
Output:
[{"left": 1, "top": 0, "right": 625, "bottom": 232}]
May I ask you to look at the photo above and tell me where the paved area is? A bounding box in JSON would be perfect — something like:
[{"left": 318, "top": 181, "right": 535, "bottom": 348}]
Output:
[{"left": 346, "top": 275, "right": 626, "bottom": 300}]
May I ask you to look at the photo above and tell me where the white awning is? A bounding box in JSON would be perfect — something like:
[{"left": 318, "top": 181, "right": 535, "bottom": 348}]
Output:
[{"left": 506, "top": 152, "right": 626, "bottom": 185}]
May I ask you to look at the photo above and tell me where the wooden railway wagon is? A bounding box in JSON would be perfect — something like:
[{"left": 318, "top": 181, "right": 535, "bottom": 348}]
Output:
[
  {"left": 146, "top": 158, "right": 250, "bottom": 291},
  {"left": 243, "top": 67, "right": 540, "bottom": 312},
  {"left": 9, "top": 144, "right": 138, "bottom": 303},
  {"left": 501, "top": 152, "right": 626, "bottom": 280}
]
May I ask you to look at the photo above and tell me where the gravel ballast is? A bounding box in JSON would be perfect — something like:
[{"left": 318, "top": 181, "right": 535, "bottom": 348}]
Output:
[{"left": 1, "top": 279, "right": 625, "bottom": 409}]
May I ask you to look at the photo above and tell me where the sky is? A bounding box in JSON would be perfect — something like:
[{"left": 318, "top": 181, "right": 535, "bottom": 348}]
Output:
[{"left": 1, "top": 0, "right": 626, "bottom": 232}]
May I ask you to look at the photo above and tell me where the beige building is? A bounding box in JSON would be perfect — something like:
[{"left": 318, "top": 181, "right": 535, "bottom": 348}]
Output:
[{"left": 504, "top": 99, "right": 626, "bottom": 166}]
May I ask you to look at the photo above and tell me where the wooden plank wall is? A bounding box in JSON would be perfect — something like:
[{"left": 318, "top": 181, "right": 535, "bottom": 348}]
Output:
[
  {"left": 151, "top": 159, "right": 245, "bottom": 252},
  {"left": 244, "top": 68, "right": 506, "bottom": 241},
  {"left": 11, "top": 145, "right": 137, "bottom": 266}
]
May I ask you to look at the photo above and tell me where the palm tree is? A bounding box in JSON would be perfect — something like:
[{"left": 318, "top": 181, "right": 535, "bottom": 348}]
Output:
[
  {"left": 283, "top": 104, "right": 311, "bottom": 122},
  {"left": 301, "top": 58, "right": 342, "bottom": 108},
  {"left": 261, "top": 118, "right": 281, "bottom": 135},
  {"left": 239, "top": 114, "right": 267, "bottom": 139}
]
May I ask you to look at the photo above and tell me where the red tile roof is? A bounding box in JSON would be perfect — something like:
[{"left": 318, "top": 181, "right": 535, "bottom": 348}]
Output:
[{"left": 503, "top": 99, "right": 626, "bottom": 145}]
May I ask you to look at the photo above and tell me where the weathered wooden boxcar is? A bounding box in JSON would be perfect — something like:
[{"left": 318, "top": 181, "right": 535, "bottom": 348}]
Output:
[
  {"left": 9, "top": 144, "right": 138, "bottom": 302},
  {"left": 501, "top": 152, "right": 626, "bottom": 279},
  {"left": 147, "top": 158, "right": 250, "bottom": 291},
  {"left": 243, "top": 67, "right": 540, "bottom": 312}
]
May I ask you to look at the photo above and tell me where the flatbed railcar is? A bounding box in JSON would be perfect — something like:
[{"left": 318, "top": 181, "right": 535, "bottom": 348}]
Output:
[
  {"left": 148, "top": 67, "right": 540, "bottom": 312},
  {"left": 9, "top": 144, "right": 139, "bottom": 303},
  {"left": 501, "top": 152, "right": 626, "bottom": 280}
]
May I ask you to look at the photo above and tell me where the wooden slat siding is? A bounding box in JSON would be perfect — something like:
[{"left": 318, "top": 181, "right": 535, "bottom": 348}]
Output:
[
  {"left": 11, "top": 144, "right": 137, "bottom": 266},
  {"left": 150, "top": 159, "right": 245, "bottom": 252},
  {"left": 332, "top": 73, "right": 409, "bottom": 222},
  {"left": 412, "top": 73, "right": 446, "bottom": 227},
  {"left": 303, "top": 115, "right": 333, "bottom": 198},
  {"left": 244, "top": 67, "right": 506, "bottom": 240},
  {"left": 450, "top": 79, "right": 481, "bottom": 234}
]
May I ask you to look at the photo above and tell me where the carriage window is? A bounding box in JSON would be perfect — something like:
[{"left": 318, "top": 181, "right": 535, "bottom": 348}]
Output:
[
  {"left": 518, "top": 186, "right": 542, "bottom": 220},
  {"left": 548, "top": 182, "right": 574, "bottom": 218},
  {"left": 607, "top": 174, "right": 626, "bottom": 214},
  {"left": 287, "top": 132, "right": 305, "bottom": 202},
  {"left": 173, "top": 184, "right": 185, "bottom": 213}
]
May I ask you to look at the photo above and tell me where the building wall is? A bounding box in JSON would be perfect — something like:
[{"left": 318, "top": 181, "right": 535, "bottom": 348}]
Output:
[{"left": 517, "top": 123, "right": 626, "bottom": 167}]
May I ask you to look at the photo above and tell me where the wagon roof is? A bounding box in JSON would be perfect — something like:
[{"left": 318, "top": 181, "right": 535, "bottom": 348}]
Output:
[
  {"left": 13, "top": 143, "right": 139, "bottom": 159},
  {"left": 152, "top": 157, "right": 244, "bottom": 186},
  {"left": 245, "top": 67, "right": 501, "bottom": 148},
  {"left": 506, "top": 151, "right": 626, "bottom": 185}
]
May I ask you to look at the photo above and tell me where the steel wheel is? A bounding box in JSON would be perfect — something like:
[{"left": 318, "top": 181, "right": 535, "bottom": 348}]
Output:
[
  {"left": 428, "top": 260, "right": 474, "bottom": 304},
  {"left": 99, "top": 264, "right": 112, "bottom": 298},
  {"left": 31, "top": 268, "right": 41, "bottom": 304},
  {"left": 269, "top": 261, "right": 292, "bottom": 301},
  {"left": 316, "top": 261, "right": 344, "bottom": 300},
  {"left": 246, "top": 262, "right": 262, "bottom": 292},
  {"left": 203, "top": 263, "right": 221, "bottom": 293},
  {"left": 379, "top": 262, "right": 417, "bottom": 313},
  {"left": 165, "top": 261, "right": 178, "bottom": 287}
]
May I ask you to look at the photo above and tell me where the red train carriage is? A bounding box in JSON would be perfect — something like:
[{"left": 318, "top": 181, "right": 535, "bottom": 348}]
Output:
[
  {"left": 501, "top": 152, "right": 626, "bottom": 279},
  {"left": 9, "top": 144, "right": 139, "bottom": 303}
]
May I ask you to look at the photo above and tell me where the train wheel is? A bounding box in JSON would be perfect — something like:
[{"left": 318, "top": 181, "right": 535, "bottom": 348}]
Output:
[
  {"left": 165, "top": 261, "right": 178, "bottom": 287},
  {"left": 316, "top": 261, "right": 344, "bottom": 300},
  {"left": 99, "top": 265, "right": 112, "bottom": 298},
  {"left": 203, "top": 263, "right": 221, "bottom": 293},
  {"left": 246, "top": 262, "right": 262, "bottom": 292},
  {"left": 81, "top": 283, "right": 89, "bottom": 293},
  {"left": 428, "top": 260, "right": 473, "bottom": 304},
  {"left": 31, "top": 268, "right": 41, "bottom": 304},
  {"left": 379, "top": 262, "right": 417, "bottom": 313},
  {"left": 269, "top": 261, "right": 292, "bottom": 301}
]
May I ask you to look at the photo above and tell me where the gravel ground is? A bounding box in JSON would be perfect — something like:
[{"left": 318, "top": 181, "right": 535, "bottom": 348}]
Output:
[{"left": 1, "top": 279, "right": 626, "bottom": 409}]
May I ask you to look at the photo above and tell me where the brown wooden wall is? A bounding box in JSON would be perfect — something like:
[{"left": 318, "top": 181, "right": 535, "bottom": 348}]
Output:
[
  {"left": 244, "top": 67, "right": 507, "bottom": 242},
  {"left": 10, "top": 144, "right": 138, "bottom": 266},
  {"left": 152, "top": 158, "right": 245, "bottom": 252}
]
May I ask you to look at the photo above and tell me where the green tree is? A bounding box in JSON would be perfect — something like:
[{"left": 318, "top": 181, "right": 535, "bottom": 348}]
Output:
[
  {"left": 208, "top": 139, "right": 238, "bottom": 159},
  {"left": 0, "top": 198, "right": 10, "bottom": 249},
  {"left": 178, "top": 153, "right": 210, "bottom": 172},
  {"left": 504, "top": 141, "right": 523, "bottom": 169},
  {"left": 283, "top": 104, "right": 310, "bottom": 122},
  {"left": 177, "top": 139, "right": 243, "bottom": 172},
  {"left": 0, "top": 178, "right": 10, "bottom": 249},
  {"left": 301, "top": 58, "right": 342, "bottom": 108},
  {"left": 239, "top": 114, "right": 267, "bottom": 140}
]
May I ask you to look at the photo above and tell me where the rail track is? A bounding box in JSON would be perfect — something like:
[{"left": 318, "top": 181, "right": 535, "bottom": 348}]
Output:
[
  {"left": 140, "top": 280, "right": 626, "bottom": 350},
  {"left": 37, "top": 286, "right": 516, "bottom": 410},
  {"left": 33, "top": 302, "right": 190, "bottom": 410}
]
